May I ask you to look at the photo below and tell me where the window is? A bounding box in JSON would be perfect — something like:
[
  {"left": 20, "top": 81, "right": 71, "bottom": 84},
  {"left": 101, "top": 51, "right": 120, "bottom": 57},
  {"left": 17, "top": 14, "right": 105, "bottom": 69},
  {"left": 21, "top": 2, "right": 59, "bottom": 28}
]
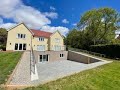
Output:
[
  {"left": 14, "top": 43, "right": 26, "bottom": 50},
  {"left": 19, "top": 44, "right": 22, "bottom": 50},
  {"left": 55, "top": 38, "right": 60, "bottom": 43},
  {"left": 54, "top": 45, "right": 61, "bottom": 51},
  {"left": 17, "top": 34, "right": 26, "bottom": 39},
  {"left": 39, "top": 55, "right": 49, "bottom": 62},
  {"left": 23, "top": 44, "right": 26, "bottom": 50},
  {"left": 38, "top": 37, "right": 44, "bottom": 41},
  {"left": 23, "top": 34, "right": 26, "bottom": 38},
  {"left": 15, "top": 43, "right": 18, "bottom": 50},
  {"left": 40, "top": 55, "right": 42, "bottom": 62},
  {"left": 37, "top": 45, "right": 45, "bottom": 51},
  {"left": 60, "top": 54, "right": 64, "bottom": 57},
  {"left": 17, "top": 34, "right": 21, "bottom": 38}
]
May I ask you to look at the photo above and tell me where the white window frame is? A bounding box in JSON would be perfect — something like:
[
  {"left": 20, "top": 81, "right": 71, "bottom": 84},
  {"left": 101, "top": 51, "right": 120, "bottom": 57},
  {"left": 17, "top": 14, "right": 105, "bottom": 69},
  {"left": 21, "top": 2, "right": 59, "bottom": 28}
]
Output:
[
  {"left": 38, "top": 37, "right": 44, "bottom": 41},
  {"left": 38, "top": 54, "right": 49, "bottom": 63},
  {"left": 60, "top": 54, "right": 64, "bottom": 58},
  {"left": 37, "top": 45, "right": 45, "bottom": 51},
  {"left": 14, "top": 43, "right": 27, "bottom": 51},
  {"left": 17, "top": 33, "right": 26, "bottom": 39}
]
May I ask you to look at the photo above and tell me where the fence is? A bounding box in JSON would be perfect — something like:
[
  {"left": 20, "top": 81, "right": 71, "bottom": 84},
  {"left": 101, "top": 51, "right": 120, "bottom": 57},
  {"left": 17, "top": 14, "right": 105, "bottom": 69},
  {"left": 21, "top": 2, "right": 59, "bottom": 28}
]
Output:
[
  {"left": 30, "top": 47, "right": 36, "bottom": 75},
  {"left": 68, "top": 47, "right": 106, "bottom": 58}
]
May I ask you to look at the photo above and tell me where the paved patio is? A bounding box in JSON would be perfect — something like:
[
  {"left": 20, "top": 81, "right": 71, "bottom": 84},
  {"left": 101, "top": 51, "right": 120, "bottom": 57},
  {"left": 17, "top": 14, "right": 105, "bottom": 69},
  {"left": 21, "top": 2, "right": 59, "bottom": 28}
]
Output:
[
  {"left": 31, "top": 59, "right": 111, "bottom": 85},
  {"left": 8, "top": 51, "right": 112, "bottom": 86}
]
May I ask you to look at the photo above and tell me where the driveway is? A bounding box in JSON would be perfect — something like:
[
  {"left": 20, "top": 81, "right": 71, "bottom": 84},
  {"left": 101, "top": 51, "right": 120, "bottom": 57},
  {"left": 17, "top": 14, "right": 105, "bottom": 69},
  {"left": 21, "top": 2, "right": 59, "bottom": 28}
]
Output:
[{"left": 31, "top": 59, "right": 111, "bottom": 85}]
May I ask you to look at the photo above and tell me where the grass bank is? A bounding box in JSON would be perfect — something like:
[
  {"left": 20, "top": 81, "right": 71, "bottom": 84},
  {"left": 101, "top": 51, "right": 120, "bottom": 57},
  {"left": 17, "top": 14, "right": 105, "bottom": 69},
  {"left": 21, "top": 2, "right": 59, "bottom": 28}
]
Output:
[{"left": 0, "top": 52, "right": 22, "bottom": 85}]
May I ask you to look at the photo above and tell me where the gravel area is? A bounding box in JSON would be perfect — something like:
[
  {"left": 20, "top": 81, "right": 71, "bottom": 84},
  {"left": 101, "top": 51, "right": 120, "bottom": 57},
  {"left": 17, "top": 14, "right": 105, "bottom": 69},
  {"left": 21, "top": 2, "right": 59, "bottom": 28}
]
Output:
[{"left": 9, "top": 51, "right": 31, "bottom": 85}]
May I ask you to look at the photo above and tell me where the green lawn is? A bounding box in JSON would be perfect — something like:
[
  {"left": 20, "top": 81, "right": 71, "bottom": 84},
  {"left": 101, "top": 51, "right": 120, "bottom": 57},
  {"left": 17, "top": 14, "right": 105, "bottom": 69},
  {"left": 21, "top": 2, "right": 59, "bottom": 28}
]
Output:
[
  {"left": 25, "top": 61, "right": 120, "bottom": 90},
  {"left": 0, "top": 52, "right": 22, "bottom": 85}
]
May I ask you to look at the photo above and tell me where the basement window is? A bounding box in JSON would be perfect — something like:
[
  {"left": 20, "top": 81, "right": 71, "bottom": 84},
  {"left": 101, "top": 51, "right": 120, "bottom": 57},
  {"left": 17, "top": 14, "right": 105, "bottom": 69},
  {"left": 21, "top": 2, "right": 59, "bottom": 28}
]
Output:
[{"left": 60, "top": 54, "right": 64, "bottom": 57}]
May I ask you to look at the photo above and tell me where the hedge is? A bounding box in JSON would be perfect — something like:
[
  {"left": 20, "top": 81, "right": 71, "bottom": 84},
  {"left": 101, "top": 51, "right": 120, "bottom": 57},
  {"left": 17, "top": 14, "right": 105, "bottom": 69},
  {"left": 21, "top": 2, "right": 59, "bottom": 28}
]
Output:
[{"left": 90, "top": 44, "right": 120, "bottom": 59}]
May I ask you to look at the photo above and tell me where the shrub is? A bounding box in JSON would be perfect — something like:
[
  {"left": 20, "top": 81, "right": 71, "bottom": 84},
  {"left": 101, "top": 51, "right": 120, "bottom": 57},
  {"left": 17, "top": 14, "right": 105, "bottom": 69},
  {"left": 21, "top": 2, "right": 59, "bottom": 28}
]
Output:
[
  {"left": 0, "top": 45, "right": 6, "bottom": 51},
  {"left": 90, "top": 44, "right": 120, "bottom": 59}
]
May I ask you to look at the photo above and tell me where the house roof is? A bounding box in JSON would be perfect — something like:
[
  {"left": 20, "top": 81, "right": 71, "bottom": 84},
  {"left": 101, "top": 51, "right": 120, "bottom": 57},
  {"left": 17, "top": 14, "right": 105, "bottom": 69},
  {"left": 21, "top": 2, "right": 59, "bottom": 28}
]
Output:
[{"left": 31, "top": 29, "right": 53, "bottom": 38}]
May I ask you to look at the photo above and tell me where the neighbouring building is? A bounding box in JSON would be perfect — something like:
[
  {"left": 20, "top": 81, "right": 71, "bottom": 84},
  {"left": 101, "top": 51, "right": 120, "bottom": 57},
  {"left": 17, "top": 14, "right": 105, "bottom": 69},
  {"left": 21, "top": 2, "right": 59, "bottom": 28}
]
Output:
[{"left": 6, "top": 23, "right": 67, "bottom": 62}]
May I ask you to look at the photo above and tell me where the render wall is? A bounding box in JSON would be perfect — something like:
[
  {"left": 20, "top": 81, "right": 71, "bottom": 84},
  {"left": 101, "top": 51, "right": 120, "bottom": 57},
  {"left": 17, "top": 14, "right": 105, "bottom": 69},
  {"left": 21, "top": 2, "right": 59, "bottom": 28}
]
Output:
[
  {"left": 49, "top": 31, "right": 64, "bottom": 50},
  {"left": 6, "top": 24, "right": 32, "bottom": 51},
  {"left": 32, "top": 37, "right": 49, "bottom": 51},
  {"left": 68, "top": 51, "right": 100, "bottom": 64},
  {"left": 34, "top": 51, "right": 68, "bottom": 63}
]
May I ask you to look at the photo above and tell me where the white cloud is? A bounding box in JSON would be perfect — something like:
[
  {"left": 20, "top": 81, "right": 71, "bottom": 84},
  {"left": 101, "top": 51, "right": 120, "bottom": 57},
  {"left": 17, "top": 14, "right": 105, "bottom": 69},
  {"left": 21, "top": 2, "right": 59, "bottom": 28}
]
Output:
[
  {"left": 72, "top": 23, "right": 77, "bottom": 26},
  {"left": 0, "top": 0, "right": 21, "bottom": 17},
  {"left": 62, "top": 19, "right": 69, "bottom": 24},
  {"left": 41, "top": 25, "right": 69, "bottom": 36},
  {"left": 50, "top": 6, "right": 56, "bottom": 11},
  {"left": 0, "top": 0, "right": 69, "bottom": 35},
  {"left": 0, "top": 23, "right": 16, "bottom": 29},
  {"left": 44, "top": 12, "right": 58, "bottom": 19}
]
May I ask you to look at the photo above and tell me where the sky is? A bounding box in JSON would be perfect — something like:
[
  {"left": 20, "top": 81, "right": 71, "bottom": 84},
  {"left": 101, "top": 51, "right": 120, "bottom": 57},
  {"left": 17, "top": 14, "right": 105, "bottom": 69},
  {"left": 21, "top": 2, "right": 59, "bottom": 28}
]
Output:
[{"left": 0, "top": 0, "right": 120, "bottom": 35}]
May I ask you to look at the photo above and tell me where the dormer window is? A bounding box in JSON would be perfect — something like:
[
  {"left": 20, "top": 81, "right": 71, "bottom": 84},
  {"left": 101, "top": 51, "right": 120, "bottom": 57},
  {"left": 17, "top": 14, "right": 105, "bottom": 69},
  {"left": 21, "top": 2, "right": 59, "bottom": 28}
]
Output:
[
  {"left": 38, "top": 37, "right": 44, "bottom": 41},
  {"left": 17, "top": 33, "right": 26, "bottom": 39}
]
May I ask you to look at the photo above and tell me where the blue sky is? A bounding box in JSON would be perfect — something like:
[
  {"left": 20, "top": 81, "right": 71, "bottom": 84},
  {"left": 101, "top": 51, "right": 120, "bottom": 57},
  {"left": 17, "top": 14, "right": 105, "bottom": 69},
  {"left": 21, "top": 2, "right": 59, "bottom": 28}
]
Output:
[{"left": 0, "top": 0, "right": 120, "bottom": 35}]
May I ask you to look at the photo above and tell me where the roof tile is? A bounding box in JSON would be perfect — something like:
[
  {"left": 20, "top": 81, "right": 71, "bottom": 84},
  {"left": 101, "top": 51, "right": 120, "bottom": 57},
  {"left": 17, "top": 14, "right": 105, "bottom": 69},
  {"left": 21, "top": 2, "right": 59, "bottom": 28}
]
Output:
[{"left": 31, "top": 29, "right": 53, "bottom": 38}]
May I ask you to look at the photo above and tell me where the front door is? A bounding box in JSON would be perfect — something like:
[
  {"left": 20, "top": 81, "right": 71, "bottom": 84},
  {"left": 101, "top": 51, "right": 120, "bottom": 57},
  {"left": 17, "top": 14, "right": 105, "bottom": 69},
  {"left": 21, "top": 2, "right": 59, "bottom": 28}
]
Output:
[
  {"left": 39, "top": 55, "right": 49, "bottom": 62},
  {"left": 14, "top": 43, "right": 27, "bottom": 50}
]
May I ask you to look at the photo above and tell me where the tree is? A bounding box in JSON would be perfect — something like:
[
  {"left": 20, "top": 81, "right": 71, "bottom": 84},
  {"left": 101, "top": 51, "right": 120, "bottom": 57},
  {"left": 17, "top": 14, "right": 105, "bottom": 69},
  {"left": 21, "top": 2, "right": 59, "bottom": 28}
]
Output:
[
  {"left": 0, "top": 28, "right": 7, "bottom": 45},
  {"left": 66, "top": 8, "right": 120, "bottom": 50},
  {"left": 78, "top": 8, "right": 120, "bottom": 45}
]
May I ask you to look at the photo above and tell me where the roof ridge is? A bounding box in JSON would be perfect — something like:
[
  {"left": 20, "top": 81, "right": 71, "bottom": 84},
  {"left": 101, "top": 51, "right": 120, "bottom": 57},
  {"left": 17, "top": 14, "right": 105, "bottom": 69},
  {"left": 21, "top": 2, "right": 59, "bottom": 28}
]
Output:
[{"left": 31, "top": 29, "right": 53, "bottom": 34}]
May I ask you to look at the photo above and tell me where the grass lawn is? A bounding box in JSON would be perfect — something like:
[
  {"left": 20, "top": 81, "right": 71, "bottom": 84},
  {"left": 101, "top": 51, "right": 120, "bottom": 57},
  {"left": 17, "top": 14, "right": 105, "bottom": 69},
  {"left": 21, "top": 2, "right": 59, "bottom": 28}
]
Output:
[
  {"left": 24, "top": 61, "right": 120, "bottom": 90},
  {"left": 0, "top": 52, "right": 22, "bottom": 85}
]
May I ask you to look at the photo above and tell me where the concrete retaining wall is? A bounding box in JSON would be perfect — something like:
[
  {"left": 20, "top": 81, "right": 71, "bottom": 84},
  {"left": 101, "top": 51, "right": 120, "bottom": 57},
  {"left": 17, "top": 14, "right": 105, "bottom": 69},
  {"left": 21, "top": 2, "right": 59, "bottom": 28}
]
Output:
[
  {"left": 68, "top": 51, "right": 100, "bottom": 64},
  {"left": 34, "top": 51, "right": 68, "bottom": 63}
]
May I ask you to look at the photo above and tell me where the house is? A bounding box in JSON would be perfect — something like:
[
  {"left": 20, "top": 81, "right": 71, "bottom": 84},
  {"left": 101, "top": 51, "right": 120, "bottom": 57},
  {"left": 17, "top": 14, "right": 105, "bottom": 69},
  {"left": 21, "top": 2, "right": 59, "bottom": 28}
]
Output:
[{"left": 6, "top": 23, "right": 68, "bottom": 62}]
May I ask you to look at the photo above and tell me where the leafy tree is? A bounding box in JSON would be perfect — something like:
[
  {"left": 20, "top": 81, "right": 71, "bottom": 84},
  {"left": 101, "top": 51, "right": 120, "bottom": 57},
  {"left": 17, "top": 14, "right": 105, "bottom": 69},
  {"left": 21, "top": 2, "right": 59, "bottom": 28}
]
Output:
[
  {"left": 78, "top": 8, "right": 120, "bottom": 45},
  {"left": 66, "top": 8, "right": 120, "bottom": 50},
  {"left": 0, "top": 28, "right": 7, "bottom": 47}
]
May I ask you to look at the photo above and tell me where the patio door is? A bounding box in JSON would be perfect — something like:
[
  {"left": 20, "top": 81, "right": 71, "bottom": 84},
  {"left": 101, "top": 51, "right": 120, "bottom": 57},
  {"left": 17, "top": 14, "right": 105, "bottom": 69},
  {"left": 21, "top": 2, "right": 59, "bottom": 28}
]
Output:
[
  {"left": 14, "top": 43, "right": 26, "bottom": 50},
  {"left": 39, "top": 55, "right": 49, "bottom": 62}
]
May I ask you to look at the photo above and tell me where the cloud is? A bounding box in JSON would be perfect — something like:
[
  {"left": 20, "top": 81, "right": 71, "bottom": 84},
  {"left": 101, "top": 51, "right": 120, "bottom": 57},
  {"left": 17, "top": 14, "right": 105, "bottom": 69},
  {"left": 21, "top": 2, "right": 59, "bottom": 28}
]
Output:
[
  {"left": 0, "top": 0, "right": 69, "bottom": 35},
  {"left": 44, "top": 12, "right": 58, "bottom": 19},
  {"left": 62, "top": 19, "right": 69, "bottom": 24},
  {"left": 50, "top": 6, "right": 56, "bottom": 11},
  {"left": 72, "top": 23, "right": 77, "bottom": 26},
  {"left": 0, "top": 23, "right": 16, "bottom": 29},
  {"left": 41, "top": 25, "right": 69, "bottom": 36}
]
